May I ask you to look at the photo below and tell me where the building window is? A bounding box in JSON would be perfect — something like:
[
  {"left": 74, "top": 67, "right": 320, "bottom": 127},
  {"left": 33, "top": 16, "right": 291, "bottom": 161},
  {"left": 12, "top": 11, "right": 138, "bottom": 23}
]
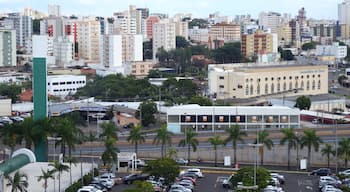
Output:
[
  {"left": 265, "top": 77, "right": 268, "bottom": 81},
  {"left": 306, "top": 81, "right": 310, "bottom": 90},
  {"left": 271, "top": 83, "right": 275, "bottom": 93},
  {"left": 312, "top": 80, "right": 315, "bottom": 90},
  {"left": 318, "top": 80, "right": 321, "bottom": 89},
  {"left": 283, "top": 76, "right": 286, "bottom": 80},
  {"left": 245, "top": 85, "right": 249, "bottom": 95},
  {"left": 219, "top": 85, "right": 224, "bottom": 88},
  {"left": 271, "top": 77, "right": 274, "bottom": 81},
  {"left": 277, "top": 83, "right": 280, "bottom": 92},
  {"left": 301, "top": 81, "right": 304, "bottom": 89},
  {"left": 265, "top": 84, "right": 268, "bottom": 94},
  {"left": 301, "top": 75, "right": 304, "bottom": 79},
  {"left": 283, "top": 82, "right": 286, "bottom": 91},
  {"left": 257, "top": 84, "right": 260, "bottom": 95},
  {"left": 318, "top": 74, "right": 321, "bottom": 78},
  {"left": 219, "top": 76, "right": 224, "bottom": 80},
  {"left": 250, "top": 85, "right": 254, "bottom": 95},
  {"left": 289, "top": 76, "right": 292, "bottom": 80},
  {"left": 295, "top": 81, "right": 298, "bottom": 89},
  {"left": 289, "top": 82, "right": 292, "bottom": 90}
]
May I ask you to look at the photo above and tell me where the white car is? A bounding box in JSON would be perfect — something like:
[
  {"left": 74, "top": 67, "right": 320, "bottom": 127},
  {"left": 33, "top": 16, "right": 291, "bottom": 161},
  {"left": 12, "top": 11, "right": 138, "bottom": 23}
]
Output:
[
  {"left": 77, "top": 186, "right": 102, "bottom": 192},
  {"left": 321, "top": 185, "right": 342, "bottom": 192},
  {"left": 185, "top": 168, "right": 204, "bottom": 178},
  {"left": 175, "top": 158, "right": 188, "bottom": 165},
  {"left": 263, "top": 185, "right": 284, "bottom": 192},
  {"left": 339, "top": 169, "right": 350, "bottom": 176},
  {"left": 319, "top": 176, "right": 341, "bottom": 189},
  {"left": 170, "top": 184, "right": 191, "bottom": 192},
  {"left": 97, "top": 178, "right": 115, "bottom": 189}
]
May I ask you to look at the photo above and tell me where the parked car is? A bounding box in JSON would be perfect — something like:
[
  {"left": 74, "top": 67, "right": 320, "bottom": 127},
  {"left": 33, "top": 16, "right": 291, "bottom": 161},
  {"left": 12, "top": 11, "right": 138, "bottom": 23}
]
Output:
[
  {"left": 339, "top": 169, "right": 350, "bottom": 176},
  {"left": 177, "top": 181, "right": 194, "bottom": 191},
  {"left": 270, "top": 173, "right": 285, "bottom": 185},
  {"left": 222, "top": 174, "right": 234, "bottom": 189},
  {"left": 169, "top": 184, "right": 191, "bottom": 192},
  {"left": 77, "top": 186, "right": 102, "bottom": 192},
  {"left": 321, "top": 184, "right": 342, "bottom": 192},
  {"left": 93, "top": 177, "right": 115, "bottom": 189},
  {"left": 88, "top": 183, "right": 108, "bottom": 192},
  {"left": 146, "top": 180, "right": 163, "bottom": 192},
  {"left": 9, "top": 116, "right": 24, "bottom": 122},
  {"left": 175, "top": 158, "right": 188, "bottom": 165},
  {"left": 263, "top": 185, "right": 284, "bottom": 192},
  {"left": 311, "top": 168, "right": 332, "bottom": 176},
  {"left": 319, "top": 176, "right": 342, "bottom": 189},
  {"left": 185, "top": 168, "right": 204, "bottom": 178},
  {"left": 122, "top": 173, "right": 149, "bottom": 184}
]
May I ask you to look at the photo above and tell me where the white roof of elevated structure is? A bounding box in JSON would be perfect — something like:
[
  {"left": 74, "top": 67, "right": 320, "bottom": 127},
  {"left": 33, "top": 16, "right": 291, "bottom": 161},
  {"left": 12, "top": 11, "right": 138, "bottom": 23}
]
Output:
[{"left": 167, "top": 104, "right": 300, "bottom": 115}]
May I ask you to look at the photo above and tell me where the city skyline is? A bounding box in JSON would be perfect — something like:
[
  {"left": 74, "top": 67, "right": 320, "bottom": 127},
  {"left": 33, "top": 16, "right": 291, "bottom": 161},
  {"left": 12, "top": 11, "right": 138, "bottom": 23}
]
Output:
[{"left": 0, "top": 0, "right": 344, "bottom": 20}]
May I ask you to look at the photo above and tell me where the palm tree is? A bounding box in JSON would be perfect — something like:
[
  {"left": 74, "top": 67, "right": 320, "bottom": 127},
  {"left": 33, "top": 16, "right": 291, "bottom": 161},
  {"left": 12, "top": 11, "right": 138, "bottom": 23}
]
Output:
[
  {"left": 54, "top": 117, "right": 83, "bottom": 159},
  {"left": 280, "top": 128, "right": 298, "bottom": 169},
  {"left": 208, "top": 135, "right": 224, "bottom": 167},
  {"left": 1, "top": 123, "right": 20, "bottom": 156},
  {"left": 64, "top": 156, "right": 77, "bottom": 185},
  {"left": 127, "top": 124, "right": 145, "bottom": 155},
  {"left": 153, "top": 124, "right": 174, "bottom": 158},
  {"left": 255, "top": 130, "right": 274, "bottom": 165},
  {"left": 17, "top": 117, "right": 35, "bottom": 149},
  {"left": 300, "top": 129, "right": 323, "bottom": 170},
  {"left": 5, "top": 171, "right": 28, "bottom": 192},
  {"left": 102, "top": 137, "right": 119, "bottom": 166},
  {"left": 178, "top": 129, "right": 198, "bottom": 165},
  {"left": 100, "top": 122, "right": 118, "bottom": 140},
  {"left": 37, "top": 169, "right": 54, "bottom": 192},
  {"left": 338, "top": 138, "right": 350, "bottom": 168},
  {"left": 224, "top": 124, "right": 247, "bottom": 165},
  {"left": 321, "top": 143, "right": 335, "bottom": 168},
  {"left": 49, "top": 160, "right": 70, "bottom": 192}
]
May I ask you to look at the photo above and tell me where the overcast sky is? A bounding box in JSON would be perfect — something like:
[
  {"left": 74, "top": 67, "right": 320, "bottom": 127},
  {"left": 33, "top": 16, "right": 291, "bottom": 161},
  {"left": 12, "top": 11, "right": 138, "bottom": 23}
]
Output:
[{"left": 0, "top": 0, "right": 344, "bottom": 20}]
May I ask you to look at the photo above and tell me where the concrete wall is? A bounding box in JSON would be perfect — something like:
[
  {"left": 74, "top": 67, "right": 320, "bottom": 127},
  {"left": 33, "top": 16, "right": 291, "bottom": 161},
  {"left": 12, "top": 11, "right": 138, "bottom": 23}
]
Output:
[
  {"left": 0, "top": 99, "right": 11, "bottom": 117},
  {"left": 138, "top": 143, "right": 342, "bottom": 168}
]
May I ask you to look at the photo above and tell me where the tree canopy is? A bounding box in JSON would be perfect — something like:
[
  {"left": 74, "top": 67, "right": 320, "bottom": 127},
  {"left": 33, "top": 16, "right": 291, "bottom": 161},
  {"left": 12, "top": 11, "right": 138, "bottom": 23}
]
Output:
[
  {"left": 142, "top": 158, "right": 179, "bottom": 185},
  {"left": 301, "top": 41, "right": 317, "bottom": 51},
  {"left": 230, "top": 167, "right": 271, "bottom": 190},
  {"left": 295, "top": 95, "right": 311, "bottom": 110},
  {"left": 211, "top": 42, "right": 242, "bottom": 63}
]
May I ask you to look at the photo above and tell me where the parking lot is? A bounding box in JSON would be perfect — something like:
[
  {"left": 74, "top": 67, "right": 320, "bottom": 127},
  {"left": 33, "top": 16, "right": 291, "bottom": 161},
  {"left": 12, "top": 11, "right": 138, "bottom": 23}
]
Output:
[{"left": 111, "top": 170, "right": 319, "bottom": 192}]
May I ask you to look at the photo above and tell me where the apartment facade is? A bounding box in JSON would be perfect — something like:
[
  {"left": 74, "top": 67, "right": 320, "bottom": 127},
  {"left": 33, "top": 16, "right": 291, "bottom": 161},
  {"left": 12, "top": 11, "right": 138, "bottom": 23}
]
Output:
[
  {"left": 0, "top": 29, "right": 16, "bottom": 67},
  {"left": 77, "top": 18, "right": 100, "bottom": 63},
  {"left": 53, "top": 36, "right": 74, "bottom": 66},
  {"left": 152, "top": 20, "right": 176, "bottom": 61},
  {"left": 189, "top": 26, "right": 209, "bottom": 44},
  {"left": 277, "top": 25, "right": 292, "bottom": 47},
  {"left": 146, "top": 15, "right": 160, "bottom": 39},
  {"left": 208, "top": 23, "right": 241, "bottom": 49},
  {"left": 6, "top": 13, "right": 32, "bottom": 52},
  {"left": 131, "top": 61, "right": 155, "bottom": 77},
  {"left": 259, "top": 12, "right": 282, "bottom": 33},
  {"left": 241, "top": 30, "right": 278, "bottom": 58},
  {"left": 208, "top": 63, "right": 328, "bottom": 99}
]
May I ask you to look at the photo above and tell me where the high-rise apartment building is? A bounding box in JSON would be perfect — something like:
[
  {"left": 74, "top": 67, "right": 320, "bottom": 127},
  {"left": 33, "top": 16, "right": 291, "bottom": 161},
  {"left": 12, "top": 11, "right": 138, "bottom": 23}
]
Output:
[
  {"left": 0, "top": 29, "right": 16, "bottom": 67},
  {"left": 6, "top": 13, "right": 32, "bottom": 51},
  {"left": 241, "top": 30, "right": 278, "bottom": 58},
  {"left": 76, "top": 17, "right": 100, "bottom": 63},
  {"left": 152, "top": 20, "right": 176, "bottom": 61},
  {"left": 53, "top": 36, "right": 74, "bottom": 67},
  {"left": 174, "top": 21, "right": 189, "bottom": 40},
  {"left": 339, "top": 0, "right": 350, "bottom": 25},
  {"left": 146, "top": 15, "right": 160, "bottom": 39},
  {"left": 208, "top": 23, "right": 241, "bottom": 49},
  {"left": 259, "top": 12, "right": 282, "bottom": 33},
  {"left": 277, "top": 25, "right": 292, "bottom": 47},
  {"left": 48, "top": 4, "right": 60, "bottom": 17},
  {"left": 113, "top": 5, "right": 146, "bottom": 35},
  {"left": 100, "top": 34, "right": 143, "bottom": 68}
]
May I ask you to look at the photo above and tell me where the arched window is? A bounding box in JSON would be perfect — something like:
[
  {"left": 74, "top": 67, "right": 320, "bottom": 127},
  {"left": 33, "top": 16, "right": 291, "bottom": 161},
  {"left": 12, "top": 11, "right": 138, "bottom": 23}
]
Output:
[
  {"left": 312, "top": 80, "right": 315, "bottom": 90},
  {"left": 289, "top": 82, "right": 293, "bottom": 90},
  {"left": 245, "top": 84, "right": 249, "bottom": 95},
  {"left": 250, "top": 85, "right": 254, "bottom": 95},
  {"left": 271, "top": 83, "right": 275, "bottom": 93},
  {"left": 265, "top": 84, "right": 268, "bottom": 94},
  {"left": 283, "top": 82, "right": 286, "bottom": 91},
  {"left": 295, "top": 81, "right": 298, "bottom": 89},
  {"left": 318, "top": 80, "right": 321, "bottom": 89},
  {"left": 301, "top": 81, "right": 304, "bottom": 89},
  {"left": 306, "top": 81, "right": 310, "bottom": 90},
  {"left": 257, "top": 84, "right": 260, "bottom": 95},
  {"left": 277, "top": 83, "right": 281, "bottom": 92}
]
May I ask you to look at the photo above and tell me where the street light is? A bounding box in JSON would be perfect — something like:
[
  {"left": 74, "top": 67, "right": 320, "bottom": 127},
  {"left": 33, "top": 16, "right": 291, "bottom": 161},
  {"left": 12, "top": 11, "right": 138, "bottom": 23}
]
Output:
[
  {"left": 295, "top": 131, "right": 300, "bottom": 170},
  {"left": 47, "top": 136, "right": 62, "bottom": 192},
  {"left": 248, "top": 143, "right": 263, "bottom": 188}
]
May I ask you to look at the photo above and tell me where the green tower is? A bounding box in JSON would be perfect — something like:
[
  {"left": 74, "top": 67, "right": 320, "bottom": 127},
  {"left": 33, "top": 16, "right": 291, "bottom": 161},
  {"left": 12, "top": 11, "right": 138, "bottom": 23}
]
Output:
[{"left": 32, "top": 36, "right": 48, "bottom": 162}]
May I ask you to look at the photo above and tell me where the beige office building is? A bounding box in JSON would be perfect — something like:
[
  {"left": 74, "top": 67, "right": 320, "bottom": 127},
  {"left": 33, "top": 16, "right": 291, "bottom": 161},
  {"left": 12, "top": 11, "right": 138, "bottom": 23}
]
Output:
[
  {"left": 76, "top": 18, "right": 100, "bottom": 63},
  {"left": 208, "top": 63, "right": 328, "bottom": 99},
  {"left": 208, "top": 23, "right": 240, "bottom": 49},
  {"left": 241, "top": 30, "right": 278, "bottom": 58},
  {"left": 277, "top": 25, "right": 292, "bottom": 47}
]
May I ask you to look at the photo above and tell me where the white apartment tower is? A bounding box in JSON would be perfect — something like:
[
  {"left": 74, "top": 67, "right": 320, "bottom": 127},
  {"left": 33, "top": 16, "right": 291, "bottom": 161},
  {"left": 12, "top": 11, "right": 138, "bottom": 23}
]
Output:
[
  {"left": 100, "top": 34, "right": 143, "bottom": 68},
  {"left": 53, "top": 36, "right": 74, "bottom": 67},
  {"left": 77, "top": 17, "right": 100, "bottom": 63},
  {"left": 152, "top": 20, "right": 176, "bottom": 62},
  {"left": 6, "top": 13, "right": 32, "bottom": 51},
  {"left": 339, "top": 0, "right": 350, "bottom": 25},
  {"left": 48, "top": 4, "right": 60, "bottom": 17},
  {"left": 0, "top": 29, "right": 16, "bottom": 67},
  {"left": 113, "top": 5, "right": 145, "bottom": 35},
  {"left": 259, "top": 12, "right": 282, "bottom": 33}
]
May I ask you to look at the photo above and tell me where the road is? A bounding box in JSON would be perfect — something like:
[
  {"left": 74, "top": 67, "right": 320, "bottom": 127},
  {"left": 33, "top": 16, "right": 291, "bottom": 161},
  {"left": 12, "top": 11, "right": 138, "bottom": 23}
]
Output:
[{"left": 110, "top": 170, "right": 319, "bottom": 192}]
